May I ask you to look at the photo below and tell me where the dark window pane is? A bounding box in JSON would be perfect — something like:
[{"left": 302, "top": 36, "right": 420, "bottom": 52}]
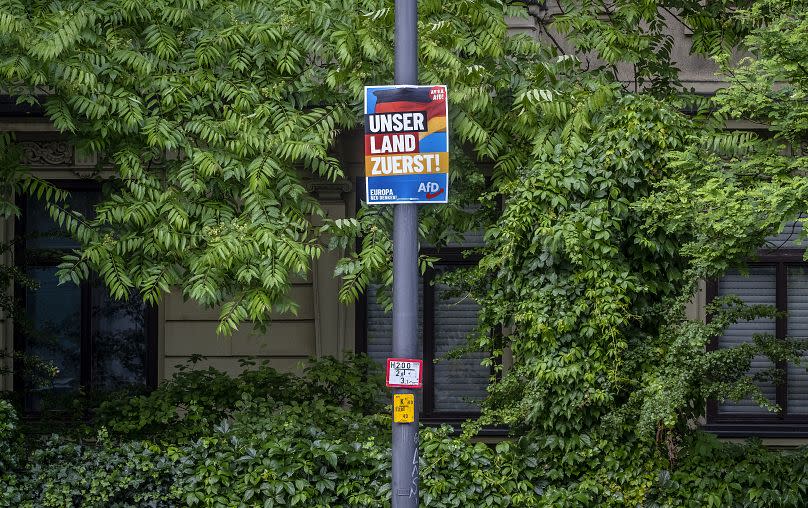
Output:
[
  {"left": 91, "top": 281, "right": 147, "bottom": 391},
  {"left": 25, "top": 190, "right": 100, "bottom": 250},
  {"left": 22, "top": 187, "right": 150, "bottom": 402},
  {"left": 24, "top": 267, "right": 81, "bottom": 408}
]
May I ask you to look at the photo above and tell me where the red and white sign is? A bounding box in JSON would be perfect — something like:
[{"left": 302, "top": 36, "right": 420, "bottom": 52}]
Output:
[{"left": 385, "top": 358, "right": 423, "bottom": 388}]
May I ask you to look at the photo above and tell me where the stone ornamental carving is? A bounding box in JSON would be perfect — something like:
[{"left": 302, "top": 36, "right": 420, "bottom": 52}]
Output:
[
  {"left": 305, "top": 179, "right": 352, "bottom": 201},
  {"left": 18, "top": 141, "right": 73, "bottom": 166}
]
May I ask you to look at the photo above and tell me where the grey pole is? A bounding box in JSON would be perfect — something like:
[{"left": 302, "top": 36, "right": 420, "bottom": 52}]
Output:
[{"left": 392, "top": 1, "right": 419, "bottom": 507}]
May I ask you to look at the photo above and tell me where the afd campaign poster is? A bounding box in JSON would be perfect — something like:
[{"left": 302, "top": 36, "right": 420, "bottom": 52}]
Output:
[{"left": 364, "top": 85, "right": 449, "bottom": 204}]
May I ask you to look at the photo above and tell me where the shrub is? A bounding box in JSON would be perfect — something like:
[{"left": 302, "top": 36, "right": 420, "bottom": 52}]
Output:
[
  {"left": 0, "top": 399, "right": 20, "bottom": 473},
  {"left": 95, "top": 353, "right": 385, "bottom": 441},
  {"left": 4, "top": 358, "right": 808, "bottom": 507},
  {"left": 0, "top": 430, "right": 178, "bottom": 508},
  {"left": 0, "top": 353, "right": 551, "bottom": 507},
  {"left": 170, "top": 398, "right": 393, "bottom": 507},
  {"left": 0, "top": 397, "right": 547, "bottom": 507},
  {"left": 648, "top": 433, "right": 808, "bottom": 508}
]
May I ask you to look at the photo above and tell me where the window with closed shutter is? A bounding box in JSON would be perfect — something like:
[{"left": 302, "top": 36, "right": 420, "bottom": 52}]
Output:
[
  {"left": 431, "top": 281, "right": 488, "bottom": 412},
  {"left": 362, "top": 255, "right": 491, "bottom": 420},
  {"left": 707, "top": 238, "right": 808, "bottom": 435},
  {"left": 787, "top": 265, "right": 808, "bottom": 414},
  {"left": 714, "top": 266, "right": 777, "bottom": 415}
]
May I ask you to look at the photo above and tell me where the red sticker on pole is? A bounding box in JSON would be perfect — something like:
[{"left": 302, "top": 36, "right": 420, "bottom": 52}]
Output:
[{"left": 386, "top": 358, "right": 423, "bottom": 388}]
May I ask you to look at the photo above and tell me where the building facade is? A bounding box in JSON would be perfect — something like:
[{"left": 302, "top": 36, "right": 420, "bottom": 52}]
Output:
[{"left": 1, "top": 8, "right": 802, "bottom": 441}]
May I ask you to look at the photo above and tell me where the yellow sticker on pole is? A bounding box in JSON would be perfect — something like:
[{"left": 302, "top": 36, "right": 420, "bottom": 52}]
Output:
[{"left": 393, "top": 393, "right": 415, "bottom": 423}]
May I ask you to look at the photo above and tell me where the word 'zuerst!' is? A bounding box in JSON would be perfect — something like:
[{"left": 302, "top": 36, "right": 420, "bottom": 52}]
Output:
[
  {"left": 368, "top": 154, "right": 443, "bottom": 175},
  {"left": 366, "top": 112, "right": 426, "bottom": 133}
]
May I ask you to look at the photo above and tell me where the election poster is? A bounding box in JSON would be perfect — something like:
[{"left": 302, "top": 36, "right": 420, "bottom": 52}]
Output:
[{"left": 364, "top": 85, "right": 449, "bottom": 204}]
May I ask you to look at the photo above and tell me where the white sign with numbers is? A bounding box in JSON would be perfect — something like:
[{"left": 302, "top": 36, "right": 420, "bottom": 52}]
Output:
[{"left": 386, "top": 358, "right": 423, "bottom": 388}]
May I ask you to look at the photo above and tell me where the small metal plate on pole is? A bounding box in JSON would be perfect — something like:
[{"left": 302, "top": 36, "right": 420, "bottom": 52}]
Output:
[
  {"left": 386, "top": 358, "right": 423, "bottom": 388},
  {"left": 393, "top": 394, "right": 415, "bottom": 423}
]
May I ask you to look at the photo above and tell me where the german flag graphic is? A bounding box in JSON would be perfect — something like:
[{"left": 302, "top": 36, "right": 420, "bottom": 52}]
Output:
[{"left": 369, "top": 86, "right": 447, "bottom": 153}]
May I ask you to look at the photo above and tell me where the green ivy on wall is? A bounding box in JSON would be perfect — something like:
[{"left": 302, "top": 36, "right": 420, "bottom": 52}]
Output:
[{"left": 2, "top": 1, "right": 808, "bottom": 505}]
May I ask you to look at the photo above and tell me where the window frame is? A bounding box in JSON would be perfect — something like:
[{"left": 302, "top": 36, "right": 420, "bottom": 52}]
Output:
[
  {"left": 356, "top": 247, "right": 493, "bottom": 425},
  {"left": 12, "top": 180, "right": 159, "bottom": 404},
  {"left": 352, "top": 176, "right": 506, "bottom": 434},
  {"left": 423, "top": 247, "right": 491, "bottom": 423},
  {"left": 705, "top": 249, "right": 808, "bottom": 437}
]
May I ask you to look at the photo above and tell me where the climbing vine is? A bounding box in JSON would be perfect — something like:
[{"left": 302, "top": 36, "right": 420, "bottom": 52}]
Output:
[{"left": 2, "top": 0, "right": 808, "bottom": 504}]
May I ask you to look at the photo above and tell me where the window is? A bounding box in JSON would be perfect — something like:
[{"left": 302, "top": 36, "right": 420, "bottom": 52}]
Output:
[
  {"left": 14, "top": 183, "right": 157, "bottom": 411},
  {"left": 706, "top": 236, "right": 808, "bottom": 436},
  {"left": 353, "top": 176, "right": 498, "bottom": 426},
  {"left": 357, "top": 249, "right": 492, "bottom": 423}
]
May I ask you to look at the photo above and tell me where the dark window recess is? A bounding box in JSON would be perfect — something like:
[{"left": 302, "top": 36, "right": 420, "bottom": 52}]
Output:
[
  {"left": 15, "top": 184, "right": 157, "bottom": 412},
  {"left": 706, "top": 245, "right": 808, "bottom": 437}
]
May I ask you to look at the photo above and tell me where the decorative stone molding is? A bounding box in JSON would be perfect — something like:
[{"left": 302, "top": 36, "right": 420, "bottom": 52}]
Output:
[
  {"left": 17, "top": 140, "right": 99, "bottom": 169},
  {"left": 18, "top": 141, "right": 73, "bottom": 166},
  {"left": 304, "top": 179, "right": 352, "bottom": 201}
]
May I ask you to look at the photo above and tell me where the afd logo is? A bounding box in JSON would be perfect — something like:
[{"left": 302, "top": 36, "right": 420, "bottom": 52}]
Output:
[{"left": 417, "top": 181, "right": 444, "bottom": 200}]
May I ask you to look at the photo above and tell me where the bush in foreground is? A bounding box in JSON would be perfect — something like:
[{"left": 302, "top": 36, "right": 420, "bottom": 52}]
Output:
[
  {"left": 2, "top": 356, "right": 808, "bottom": 507},
  {"left": 0, "top": 400, "right": 541, "bottom": 507},
  {"left": 0, "top": 399, "right": 20, "bottom": 474}
]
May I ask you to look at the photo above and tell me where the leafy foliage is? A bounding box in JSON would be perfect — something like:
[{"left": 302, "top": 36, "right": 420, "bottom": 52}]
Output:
[
  {"left": 0, "top": 399, "right": 20, "bottom": 474},
  {"left": 3, "top": 361, "right": 808, "bottom": 507},
  {"left": 649, "top": 433, "right": 808, "bottom": 508},
  {"left": 340, "top": 0, "right": 808, "bottom": 502},
  {"left": 0, "top": 0, "right": 526, "bottom": 334},
  {"left": 641, "top": 0, "right": 808, "bottom": 278},
  {"left": 96, "top": 353, "right": 385, "bottom": 440},
  {"left": 631, "top": 0, "right": 808, "bottom": 442},
  {"left": 465, "top": 93, "right": 695, "bottom": 434},
  {"left": 0, "top": 358, "right": 547, "bottom": 507},
  {"left": 2, "top": 0, "right": 808, "bottom": 505}
]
